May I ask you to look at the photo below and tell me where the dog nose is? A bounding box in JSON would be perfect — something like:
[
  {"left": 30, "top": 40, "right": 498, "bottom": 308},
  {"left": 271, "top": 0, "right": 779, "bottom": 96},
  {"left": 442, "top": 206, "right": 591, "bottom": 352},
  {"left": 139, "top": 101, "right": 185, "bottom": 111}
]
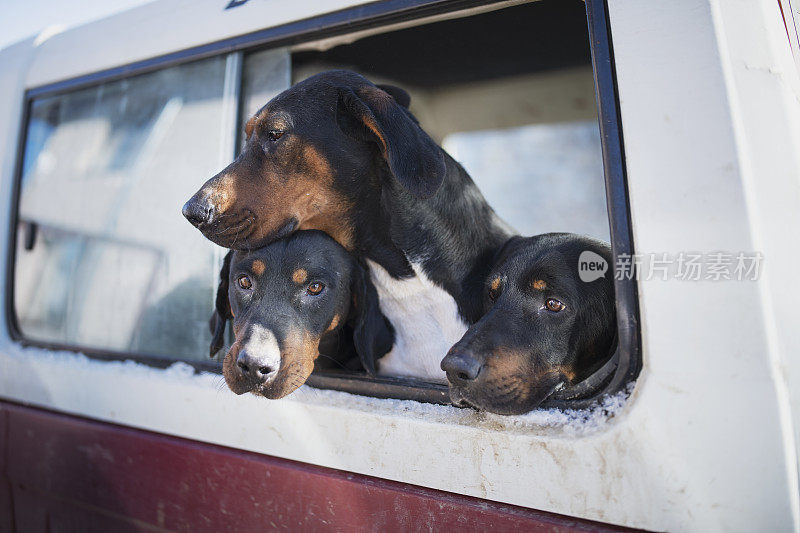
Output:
[
  {"left": 182, "top": 195, "right": 215, "bottom": 228},
  {"left": 236, "top": 350, "right": 277, "bottom": 384},
  {"left": 441, "top": 351, "right": 483, "bottom": 382}
]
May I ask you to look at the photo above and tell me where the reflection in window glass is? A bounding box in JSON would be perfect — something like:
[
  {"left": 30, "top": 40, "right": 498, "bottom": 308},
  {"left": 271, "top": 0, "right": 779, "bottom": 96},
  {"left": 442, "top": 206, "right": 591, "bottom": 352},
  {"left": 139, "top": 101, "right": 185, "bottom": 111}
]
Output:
[
  {"left": 15, "top": 57, "right": 232, "bottom": 360},
  {"left": 443, "top": 121, "right": 609, "bottom": 241},
  {"left": 239, "top": 48, "right": 291, "bottom": 150}
]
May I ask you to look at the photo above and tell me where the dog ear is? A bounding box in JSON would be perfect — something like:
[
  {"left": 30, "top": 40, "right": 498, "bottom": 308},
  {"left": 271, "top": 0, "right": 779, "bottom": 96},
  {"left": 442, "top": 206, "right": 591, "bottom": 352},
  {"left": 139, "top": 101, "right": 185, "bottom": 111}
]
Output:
[
  {"left": 337, "top": 85, "right": 445, "bottom": 199},
  {"left": 209, "top": 251, "right": 234, "bottom": 358},
  {"left": 349, "top": 264, "right": 394, "bottom": 375},
  {"left": 376, "top": 84, "right": 411, "bottom": 108}
]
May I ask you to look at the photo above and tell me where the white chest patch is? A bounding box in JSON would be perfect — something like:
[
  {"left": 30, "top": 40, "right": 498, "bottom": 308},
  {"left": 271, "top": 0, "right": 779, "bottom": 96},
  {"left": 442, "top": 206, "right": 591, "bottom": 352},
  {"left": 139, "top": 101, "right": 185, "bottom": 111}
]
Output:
[{"left": 367, "top": 260, "right": 468, "bottom": 382}]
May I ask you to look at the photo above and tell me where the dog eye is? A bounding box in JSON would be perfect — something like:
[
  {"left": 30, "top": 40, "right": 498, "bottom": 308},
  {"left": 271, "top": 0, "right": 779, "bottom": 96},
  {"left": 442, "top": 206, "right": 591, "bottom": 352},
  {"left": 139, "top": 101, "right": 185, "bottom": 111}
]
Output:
[
  {"left": 237, "top": 275, "right": 253, "bottom": 290},
  {"left": 545, "top": 298, "right": 565, "bottom": 312},
  {"left": 306, "top": 282, "right": 325, "bottom": 295},
  {"left": 267, "top": 130, "right": 284, "bottom": 142}
]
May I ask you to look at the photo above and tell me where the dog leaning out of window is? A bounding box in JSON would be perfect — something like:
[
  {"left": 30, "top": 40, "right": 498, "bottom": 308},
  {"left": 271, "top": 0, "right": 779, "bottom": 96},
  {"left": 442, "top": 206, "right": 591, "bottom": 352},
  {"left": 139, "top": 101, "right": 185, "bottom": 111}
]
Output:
[
  {"left": 441, "top": 234, "right": 617, "bottom": 415},
  {"left": 209, "top": 230, "right": 616, "bottom": 415},
  {"left": 208, "top": 230, "right": 394, "bottom": 399}
]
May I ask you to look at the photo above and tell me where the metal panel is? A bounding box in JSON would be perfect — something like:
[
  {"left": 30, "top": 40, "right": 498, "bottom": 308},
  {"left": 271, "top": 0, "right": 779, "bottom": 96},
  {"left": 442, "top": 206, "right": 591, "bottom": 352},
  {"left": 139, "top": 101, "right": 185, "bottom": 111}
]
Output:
[{"left": 3, "top": 400, "right": 628, "bottom": 532}]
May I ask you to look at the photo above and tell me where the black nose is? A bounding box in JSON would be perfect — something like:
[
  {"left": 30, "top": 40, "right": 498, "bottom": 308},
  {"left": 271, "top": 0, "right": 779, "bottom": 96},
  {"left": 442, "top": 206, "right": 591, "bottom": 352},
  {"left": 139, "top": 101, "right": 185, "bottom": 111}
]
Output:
[
  {"left": 441, "top": 351, "right": 483, "bottom": 382},
  {"left": 182, "top": 195, "right": 215, "bottom": 228},
  {"left": 236, "top": 350, "right": 277, "bottom": 384}
]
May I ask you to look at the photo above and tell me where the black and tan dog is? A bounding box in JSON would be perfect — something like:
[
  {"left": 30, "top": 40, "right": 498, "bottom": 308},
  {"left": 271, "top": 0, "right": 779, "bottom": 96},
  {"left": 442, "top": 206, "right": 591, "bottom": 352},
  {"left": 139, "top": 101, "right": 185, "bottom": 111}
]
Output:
[
  {"left": 183, "top": 70, "right": 511, "bottom": 380},
  {"left": 210, "top": 230, "right": 393, "bottom": 398},
  {"left": 440, "top": 234, "right": 616, "bottom": 415}
]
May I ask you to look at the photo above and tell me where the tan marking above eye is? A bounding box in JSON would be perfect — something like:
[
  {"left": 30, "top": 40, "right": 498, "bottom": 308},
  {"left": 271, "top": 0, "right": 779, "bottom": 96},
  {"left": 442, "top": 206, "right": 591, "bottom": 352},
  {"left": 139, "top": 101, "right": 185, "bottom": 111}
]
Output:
[
  {"left": 292, "top": 268, "right": 308, "bottom": 284},
  {"left": 488, "top": 277, "right": 502, "bottom": 301},
  {"left": 251, "top": 260, "right": 266, "bottom": 276},
  {"left": 245, "top": 116, "right": 256, "bottom": 139},
  {"left": 532, "top": 279, "right": 547, "bottom": 290}
]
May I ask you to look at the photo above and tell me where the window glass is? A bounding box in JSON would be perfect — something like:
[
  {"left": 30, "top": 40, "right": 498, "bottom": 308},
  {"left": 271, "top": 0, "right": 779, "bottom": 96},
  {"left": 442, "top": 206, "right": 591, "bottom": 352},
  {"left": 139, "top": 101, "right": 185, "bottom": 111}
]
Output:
[
  {"left": 15, "top": 56, "right": 233, "bottom": 360},
  {"left": 12, "top": 0, "right": 614, "bottom": 387},
  {"left": 443, "top": 120, "right": 608, "bottom": 241},
  {"left": 288, "top": 0, "right": 613, "bottom": 392},
  {"left": 239, "top": 48, "right": 291, "bottom": 150},
  {"left": 293, "top": 0, "right": 608, "bottom": 242}
]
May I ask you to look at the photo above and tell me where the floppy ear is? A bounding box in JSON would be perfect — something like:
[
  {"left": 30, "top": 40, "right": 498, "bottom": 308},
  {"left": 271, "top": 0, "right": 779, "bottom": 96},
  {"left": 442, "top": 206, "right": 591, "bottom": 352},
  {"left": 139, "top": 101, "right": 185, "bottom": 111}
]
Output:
[
  {"left": 376, "top": 84, "right": 411, "bottom": 108},
  {"left": 209, "top": 251, "right": 233, "bottom": 358},
  {"left": 337, "top": 85, "right": 446, "bottom": 199},
  {"left": 349, "top": 264, "right": 394, "bottom": 375}
]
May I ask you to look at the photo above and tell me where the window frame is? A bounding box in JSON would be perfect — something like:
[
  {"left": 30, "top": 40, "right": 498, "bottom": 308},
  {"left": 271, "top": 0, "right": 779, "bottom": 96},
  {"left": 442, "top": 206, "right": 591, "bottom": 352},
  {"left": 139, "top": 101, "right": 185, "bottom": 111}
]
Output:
[{"left": 4, "top": 0, "right": 641, "bottom": 408}]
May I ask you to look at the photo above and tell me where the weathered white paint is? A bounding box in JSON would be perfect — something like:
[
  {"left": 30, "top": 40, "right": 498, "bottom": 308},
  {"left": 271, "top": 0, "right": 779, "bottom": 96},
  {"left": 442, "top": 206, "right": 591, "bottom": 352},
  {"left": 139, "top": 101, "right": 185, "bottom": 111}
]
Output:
[
  {"left": 21, "top": 0, "right": 520, "bottom": 91},
  {"left": 23, "top": 0, "right": 367, "bottom": 89},
  {"left": 367, "top": 260, "right": 468, "bottom": 381},
  {"left": 607, "top": 0, "right": 800, "bottom": 530},
  {"left": 0, "top": 1, "right": 798, "bottom": 531}
]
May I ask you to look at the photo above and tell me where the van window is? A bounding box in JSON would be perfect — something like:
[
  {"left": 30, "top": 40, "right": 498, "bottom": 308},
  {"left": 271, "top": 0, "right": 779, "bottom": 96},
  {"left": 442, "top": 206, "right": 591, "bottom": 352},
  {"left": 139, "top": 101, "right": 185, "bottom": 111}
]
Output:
[
  {"left": 442, "top": 101, "right": 606, "bottom": 240},
  {"left": 10, "top": 0, "right": 637, "bottom": 403},
  {"left": 14, "top": 56, "right": 234, "bottom": 360},
  {"left": 292, "top": 0, "right": 608, "bottom": 242}
]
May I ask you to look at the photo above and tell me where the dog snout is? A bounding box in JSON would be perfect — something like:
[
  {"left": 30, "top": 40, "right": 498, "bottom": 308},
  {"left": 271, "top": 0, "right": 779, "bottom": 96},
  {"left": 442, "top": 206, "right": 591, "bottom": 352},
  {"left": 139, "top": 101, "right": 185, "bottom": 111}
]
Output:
[
  {"left": 182, "top": 192, "right": 216, "bottom": 228},
  {"left": 441, "top": 350, "right": 483, "bottom": 383},
  {"left": 236, "top": 349, "right": 278, "bottom": 385}
]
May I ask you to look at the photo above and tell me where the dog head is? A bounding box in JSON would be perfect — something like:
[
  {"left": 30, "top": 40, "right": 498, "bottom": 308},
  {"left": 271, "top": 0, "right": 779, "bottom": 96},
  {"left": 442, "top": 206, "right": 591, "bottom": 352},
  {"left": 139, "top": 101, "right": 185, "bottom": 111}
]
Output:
[
  {"left": 211, "top": 230, "right": 393, "bottom": 399},
  {"left": 441, "top": 234, "right": 616, "bottom": 414},
  {"left": 182, "top": 70, "right": 445, "bottom": 251}
]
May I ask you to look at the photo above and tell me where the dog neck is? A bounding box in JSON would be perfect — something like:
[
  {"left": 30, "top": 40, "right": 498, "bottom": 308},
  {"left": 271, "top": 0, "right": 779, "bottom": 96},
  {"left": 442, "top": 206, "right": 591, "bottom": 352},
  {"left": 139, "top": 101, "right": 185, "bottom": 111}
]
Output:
[
  {"left": 356, "top": 153, "right": 514, "bottom": 324},
  {"left": 351, "top": 153, "right": 513, "bottom": 382}
]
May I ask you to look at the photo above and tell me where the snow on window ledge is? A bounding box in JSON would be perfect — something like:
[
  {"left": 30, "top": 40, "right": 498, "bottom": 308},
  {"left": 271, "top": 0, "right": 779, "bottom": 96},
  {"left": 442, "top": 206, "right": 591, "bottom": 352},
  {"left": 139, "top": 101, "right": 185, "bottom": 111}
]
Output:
[{"left": 0, "top": 341, "right": 631, "bottom": 438}]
